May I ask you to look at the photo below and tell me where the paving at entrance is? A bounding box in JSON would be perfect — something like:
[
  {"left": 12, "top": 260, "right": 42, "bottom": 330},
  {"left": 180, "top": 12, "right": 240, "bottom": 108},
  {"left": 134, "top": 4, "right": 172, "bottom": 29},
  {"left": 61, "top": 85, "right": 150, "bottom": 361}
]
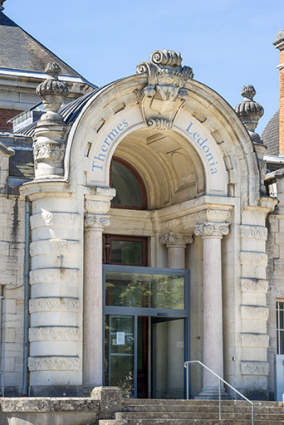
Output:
[{"left": 99, "top": 399, "right": 284, "bottom": 425}]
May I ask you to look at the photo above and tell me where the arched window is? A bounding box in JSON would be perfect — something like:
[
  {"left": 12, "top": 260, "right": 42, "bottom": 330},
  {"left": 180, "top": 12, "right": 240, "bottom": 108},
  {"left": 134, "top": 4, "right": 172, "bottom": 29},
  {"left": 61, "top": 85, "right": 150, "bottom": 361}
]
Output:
[{"left": 111, "top": 157, "right": 147, "bottom": 209}]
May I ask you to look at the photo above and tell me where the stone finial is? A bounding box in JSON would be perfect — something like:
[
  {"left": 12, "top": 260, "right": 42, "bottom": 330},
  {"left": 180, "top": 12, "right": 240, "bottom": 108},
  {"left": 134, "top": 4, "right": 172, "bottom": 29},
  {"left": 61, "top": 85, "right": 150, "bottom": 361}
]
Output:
[
  {"left": 273, "top": 29, "right": 284, "bottom": 50},
  {"left": 36, "top": 62, "right": 69, "bottom": 123},
  {"left": 0, "top": 0, "right": 6, "bottom": 11},
  {"left": 235, "top": 85, "right": 264, "bottom": 143},
  {"left": 136, "top": 50, "right": 193, "bottom": 129},
  {"left": 33, "top": 62, "right": 69, "bottom": 179}
]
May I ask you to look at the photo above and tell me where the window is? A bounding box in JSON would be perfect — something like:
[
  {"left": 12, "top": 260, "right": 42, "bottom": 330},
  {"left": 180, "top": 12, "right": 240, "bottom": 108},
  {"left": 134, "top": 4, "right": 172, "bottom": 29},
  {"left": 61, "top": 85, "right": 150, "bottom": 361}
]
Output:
[
  {"left": 111, "top": 157, "right": 147, "bottom": 209},
  {"left": 103, "top": 235, "right": 148, "bottom": 266},
  {"left": 276, "top": 301, "right": 284, "bottom": 354}
]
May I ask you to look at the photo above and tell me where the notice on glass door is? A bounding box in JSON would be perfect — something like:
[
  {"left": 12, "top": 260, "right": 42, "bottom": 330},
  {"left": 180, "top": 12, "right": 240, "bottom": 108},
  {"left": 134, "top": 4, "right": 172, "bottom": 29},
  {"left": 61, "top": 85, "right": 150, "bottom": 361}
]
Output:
[{"left": 116, "top": 332, "right": 125, "bottom": 345}]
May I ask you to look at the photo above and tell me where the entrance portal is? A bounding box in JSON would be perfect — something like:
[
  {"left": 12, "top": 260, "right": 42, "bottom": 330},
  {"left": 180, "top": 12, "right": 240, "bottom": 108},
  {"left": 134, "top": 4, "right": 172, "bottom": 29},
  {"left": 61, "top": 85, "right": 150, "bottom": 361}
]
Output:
[{"left": 103, "top": 266, "right": 190, "bottom": 398}]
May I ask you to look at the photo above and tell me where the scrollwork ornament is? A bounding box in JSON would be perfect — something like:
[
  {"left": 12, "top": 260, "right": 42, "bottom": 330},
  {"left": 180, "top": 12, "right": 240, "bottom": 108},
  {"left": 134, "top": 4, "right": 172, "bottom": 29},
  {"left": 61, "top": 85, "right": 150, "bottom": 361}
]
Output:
[
  {"left": 194, "top": 222, "right": 230, "bottom": 238},
  {"left": 84, "top": 214, "right": 110, "bottom": 230},
  {"left": 147, "top": 119, "right": 173, "bottom": 130}
]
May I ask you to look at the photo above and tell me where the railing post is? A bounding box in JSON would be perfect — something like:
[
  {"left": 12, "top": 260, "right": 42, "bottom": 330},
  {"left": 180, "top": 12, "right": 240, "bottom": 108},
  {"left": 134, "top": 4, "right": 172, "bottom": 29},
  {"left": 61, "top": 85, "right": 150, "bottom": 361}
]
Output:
[
  {"left": 252, "top": 403, "right": 254, "bottom": 425},
  {"left": 218, "top": 379, "right": 221, "bottom": 420},
  {"left": 186, "top": 363, "right": 189, "bottom": 400}
]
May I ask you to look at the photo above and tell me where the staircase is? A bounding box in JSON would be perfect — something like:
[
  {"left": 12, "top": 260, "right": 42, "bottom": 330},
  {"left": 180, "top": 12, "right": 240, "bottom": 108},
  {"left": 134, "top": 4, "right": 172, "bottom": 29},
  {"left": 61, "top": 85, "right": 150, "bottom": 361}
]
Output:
[{"left": 99, "top": 399, "right": 284, "bottom": 425}]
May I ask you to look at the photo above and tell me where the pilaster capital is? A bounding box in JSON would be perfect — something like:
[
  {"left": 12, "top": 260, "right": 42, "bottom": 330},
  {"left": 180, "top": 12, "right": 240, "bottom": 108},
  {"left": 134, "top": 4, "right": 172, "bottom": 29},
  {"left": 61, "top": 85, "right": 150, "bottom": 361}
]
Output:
[
  {"left": 160, "top": 231, "right": 193, "bottom": 249},
  {"left": 194, "top": 222, "right": 229, "bottom": 239},
  {"left": 84, "top": 214, "right": 110, "bottom": 231}
]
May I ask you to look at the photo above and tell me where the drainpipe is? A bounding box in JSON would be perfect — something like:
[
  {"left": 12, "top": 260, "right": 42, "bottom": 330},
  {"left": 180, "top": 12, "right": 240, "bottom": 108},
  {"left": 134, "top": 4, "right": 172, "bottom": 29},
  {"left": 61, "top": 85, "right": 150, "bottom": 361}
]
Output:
[{"left": 22, "top": 198, "right": 30, "bottom": 396}]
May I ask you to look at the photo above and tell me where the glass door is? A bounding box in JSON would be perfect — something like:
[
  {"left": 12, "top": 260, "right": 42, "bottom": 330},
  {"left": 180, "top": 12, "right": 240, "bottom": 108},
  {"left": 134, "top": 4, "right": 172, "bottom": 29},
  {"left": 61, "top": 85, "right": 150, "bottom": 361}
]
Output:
[
  {"left": 105, "top": 315, "right": 135, "bottom": 398},
  {"left": 103, "top": 265, "right": 190, "bottom": 398}
]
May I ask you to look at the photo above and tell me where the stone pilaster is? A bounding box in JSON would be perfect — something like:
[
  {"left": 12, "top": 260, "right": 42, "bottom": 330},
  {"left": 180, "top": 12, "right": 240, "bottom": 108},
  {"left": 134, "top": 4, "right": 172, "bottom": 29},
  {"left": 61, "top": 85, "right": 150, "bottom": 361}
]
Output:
[
  {"left": 83, "top": 189, "right": 114, "bottom": 391},
  {"left": 239, "top": 197, "right": 277, "bottom": 399},
  {"left": 194, "top": 213, "right": 230, "bottom": 399}
]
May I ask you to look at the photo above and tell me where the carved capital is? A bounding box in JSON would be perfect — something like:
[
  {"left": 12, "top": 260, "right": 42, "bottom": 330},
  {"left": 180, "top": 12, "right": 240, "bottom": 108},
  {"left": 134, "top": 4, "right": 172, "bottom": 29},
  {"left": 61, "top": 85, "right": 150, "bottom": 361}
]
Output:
[
  {"left": 160, "top": 231, "right": 193, "bottom": 249},
  {"left": 84, "top": 214, "right": 110, "bottom": 230},
  {"left": 136, "top": 50, "right": 193, "bottom": 129},
  {"left": 194, "top": 222, "right": 229, "bottom": 239}
]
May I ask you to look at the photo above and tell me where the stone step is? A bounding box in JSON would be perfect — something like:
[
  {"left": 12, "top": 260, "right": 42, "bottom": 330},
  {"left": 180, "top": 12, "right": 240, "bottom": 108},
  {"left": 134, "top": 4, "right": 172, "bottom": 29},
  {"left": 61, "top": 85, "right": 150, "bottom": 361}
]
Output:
[
  {"left": 116, "top": 410, "right": 284, "bottom": 420},
  {"left": 100, "top": 420, "right": 284, "bottom": 425},
  {"left": 121, "top": 404, "right": 280, "bottom": 413}
]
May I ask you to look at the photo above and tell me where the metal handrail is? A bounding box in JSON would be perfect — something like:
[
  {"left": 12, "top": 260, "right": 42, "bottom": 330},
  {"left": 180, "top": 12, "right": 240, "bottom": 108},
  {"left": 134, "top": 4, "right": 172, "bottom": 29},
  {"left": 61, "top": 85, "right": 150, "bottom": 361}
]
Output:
[{"left": 184, "top": 360, "right": 262, "bottom": 425}]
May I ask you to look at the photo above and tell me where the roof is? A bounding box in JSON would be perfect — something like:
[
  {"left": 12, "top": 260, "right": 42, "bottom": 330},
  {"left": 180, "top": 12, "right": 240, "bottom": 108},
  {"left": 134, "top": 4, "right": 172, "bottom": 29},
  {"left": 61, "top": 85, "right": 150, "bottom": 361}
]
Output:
[
  {"left": 261, "top": 110, "right": 279, "bottom": 156},
  {"left": 0, "top": 10, "right": 84, "bottom": 77},
  {"left": 18, "top": 83, "right": 114, "bottom": 137}
]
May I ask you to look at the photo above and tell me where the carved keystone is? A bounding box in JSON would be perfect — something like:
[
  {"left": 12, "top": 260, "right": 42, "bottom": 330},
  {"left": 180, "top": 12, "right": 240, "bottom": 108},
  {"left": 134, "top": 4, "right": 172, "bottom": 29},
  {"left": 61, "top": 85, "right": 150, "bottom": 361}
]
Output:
[{"left": 137, "top": 50, "right": 194, "bottom": 129}]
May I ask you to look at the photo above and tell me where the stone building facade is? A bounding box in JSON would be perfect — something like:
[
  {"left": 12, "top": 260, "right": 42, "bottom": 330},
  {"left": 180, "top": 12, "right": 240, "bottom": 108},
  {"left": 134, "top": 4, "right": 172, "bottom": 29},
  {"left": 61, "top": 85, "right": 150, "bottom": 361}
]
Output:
[{"left": 1, "top": 1, "right": 284, "bottom": 401}]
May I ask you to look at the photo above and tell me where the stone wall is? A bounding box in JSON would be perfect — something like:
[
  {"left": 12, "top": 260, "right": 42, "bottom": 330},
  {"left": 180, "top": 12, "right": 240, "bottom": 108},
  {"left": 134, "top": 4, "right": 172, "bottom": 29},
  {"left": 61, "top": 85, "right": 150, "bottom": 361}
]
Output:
[{"left": 0, "top": 194, "right": 25, "bottom": 395}]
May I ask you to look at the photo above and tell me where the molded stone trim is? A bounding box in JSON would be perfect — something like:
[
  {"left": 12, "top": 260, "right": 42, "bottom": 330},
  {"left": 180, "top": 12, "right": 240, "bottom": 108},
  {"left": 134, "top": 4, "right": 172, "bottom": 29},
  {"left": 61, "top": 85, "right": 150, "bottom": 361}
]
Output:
[
  {"left": 29, "top": 326, "right": 81, "bottom": 342},
  {"left": 30, "top": 268, "right": 79, "bottom": 285},
  {"left": 240, "top": 279, "right": 269, "bottom": 294},
  {"left": 240, "top": 333, "right": 269, "bottom": 348},
  {"left": 29, "top": 298, "right": 79, "bottom": 313},
  {"left": 239, "top": 252, "right": 268, "bottom": 267},
  {"left": 28, "top": 356, "right": 79, "bottom": 371},
  {"left": 30, "top": 240, "right": 80, "bottom": 257},
  {"left": 30, "top": 212, "right": 81, "bottom": 229},
  {"left": 239, "top": 225, "right": 268, "bottom": 240},
  {"left": 240, "top": 361, "right": 269, "bottom": 376},
  {"left": 240, "top": 305, "right": 269, "bottom": 321}
]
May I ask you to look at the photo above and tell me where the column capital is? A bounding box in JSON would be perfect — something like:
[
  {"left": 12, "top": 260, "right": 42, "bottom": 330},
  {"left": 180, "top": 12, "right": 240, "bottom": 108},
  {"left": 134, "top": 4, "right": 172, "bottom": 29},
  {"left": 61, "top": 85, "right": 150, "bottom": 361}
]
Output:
[
  {"left": 195, "top": 222, "right": 229, "bottom": 239},
  {"left": 160, "top": 231, "right": 193, "bottom": 249},
  {"left": 84, "top": 214, "right": 110, "bottom": 231}
]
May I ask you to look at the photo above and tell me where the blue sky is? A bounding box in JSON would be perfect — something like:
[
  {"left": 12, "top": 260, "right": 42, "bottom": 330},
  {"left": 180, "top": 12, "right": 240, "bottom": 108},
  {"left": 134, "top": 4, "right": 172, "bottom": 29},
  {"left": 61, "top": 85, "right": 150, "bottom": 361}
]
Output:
[{"left": 4, "top": 0, "right": 284, "bottom": 134}]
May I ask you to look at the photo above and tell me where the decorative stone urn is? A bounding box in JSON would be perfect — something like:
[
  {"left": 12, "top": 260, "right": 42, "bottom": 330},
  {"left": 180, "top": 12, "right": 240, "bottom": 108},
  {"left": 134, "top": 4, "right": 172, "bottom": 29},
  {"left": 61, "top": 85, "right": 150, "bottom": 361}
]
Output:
[{"left": 33, "top": 62, "right": 69, "bottom": 179}]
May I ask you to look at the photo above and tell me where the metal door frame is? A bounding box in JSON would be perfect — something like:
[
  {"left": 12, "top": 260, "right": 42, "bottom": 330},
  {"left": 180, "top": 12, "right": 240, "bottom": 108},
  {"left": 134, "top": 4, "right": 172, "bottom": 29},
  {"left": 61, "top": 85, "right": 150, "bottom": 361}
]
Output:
[{"left": 103, "top": 265, "right": 190, "bottom": 398}]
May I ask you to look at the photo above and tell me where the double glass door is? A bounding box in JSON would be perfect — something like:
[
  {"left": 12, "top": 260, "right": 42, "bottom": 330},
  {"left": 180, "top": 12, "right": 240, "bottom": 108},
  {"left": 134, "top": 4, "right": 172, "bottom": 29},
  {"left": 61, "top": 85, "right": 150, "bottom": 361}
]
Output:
[{"left": 103, "top": 266, "right": 190, "bottom": 398}]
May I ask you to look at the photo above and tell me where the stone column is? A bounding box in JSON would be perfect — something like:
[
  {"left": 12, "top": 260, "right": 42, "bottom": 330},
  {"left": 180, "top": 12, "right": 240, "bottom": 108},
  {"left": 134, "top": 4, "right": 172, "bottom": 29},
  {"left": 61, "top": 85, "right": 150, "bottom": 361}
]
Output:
[
  {"left": 160, "top": 231, "right": 193, "bottom": 398},
  {"left": 195, "top": 221, "right": 229, "bottom": 399},
  {"left": 83, "top": 190, "right": 114, "bottom": 391}
]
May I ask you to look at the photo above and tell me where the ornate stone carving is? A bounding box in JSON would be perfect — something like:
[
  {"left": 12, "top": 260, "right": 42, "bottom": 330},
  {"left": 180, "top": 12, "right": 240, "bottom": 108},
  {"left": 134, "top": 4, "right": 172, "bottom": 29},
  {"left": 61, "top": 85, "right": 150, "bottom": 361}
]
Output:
[
  {"left": 240, "top": 333, "right": 269, "bottom": 348},
  {"left": 160, "top": 231, "right": 193, "bottom": 249},
  {"left": 194, "top": 222, "right": 229, "bottom": 238},
  {"left": 28, "top": 356, "right": 79, "bottom": 371},
  {"left": 234, "top": 85, "right": 264, "bottom": 144},
  {"left": 84, "top": 214, "right": 110, "bottom": 230},
  {"left": 148, "top": 118, "right": 173, "bottom": 130},
  {"left": 136, "top": 50, "right": 193, "bottom": 128},
  {"left": 239, "top": 225, "right": 268, "bottom": 240},
  {"left": 240, "top": 305, "right": 269, "bottom": 321},
  {"left": 239, "top": 252, "right": 268, "bottom": 267},
  {"left": 34, "top": 62, "right": 69, "bottom": 179},
  {"left": 30, "top": 268, "right": 79, "bottom": 285},
  {"left": 30, "top": 212, "right": 80, "bottom": 229},
  {"left": 30, "top": 239, "right": 80, "bottom": 257},
  {"left": 240, "top": 278, "right": 269, "bottom": 294},
  {"left": 240, "top": 361, "right": 269, "bottom": 376},
  {"left": 29, "top": 297, "right": 79, "bottom": 313},
  {"left": 29, "top": 326, "right": 81, "bottom": 342}
]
